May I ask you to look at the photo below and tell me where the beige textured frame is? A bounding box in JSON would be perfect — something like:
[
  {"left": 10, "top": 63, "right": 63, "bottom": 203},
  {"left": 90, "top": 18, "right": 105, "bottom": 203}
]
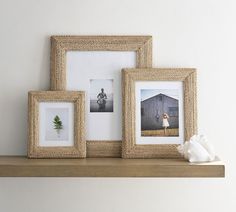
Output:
[
  {"left": 50, "top": 35, "right": 152, "bottom": 157},
  {"left": 28, "top": 91, "right": 86, "bottom": 158},
  {"left": 122, "top": 68, "right": 197, "bottom": 158}
]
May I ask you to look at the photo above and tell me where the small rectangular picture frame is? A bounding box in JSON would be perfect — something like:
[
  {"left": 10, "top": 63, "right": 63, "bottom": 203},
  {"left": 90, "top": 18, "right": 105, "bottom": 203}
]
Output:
[
  {"left": 28, "top": 91, "right": 86, "bottom": 158},
  {"left": 122, "top": 68, "right": 197, "bottom": 158},
  {"left": 50, "top": 35, "right": 152, "bottom": 157}
]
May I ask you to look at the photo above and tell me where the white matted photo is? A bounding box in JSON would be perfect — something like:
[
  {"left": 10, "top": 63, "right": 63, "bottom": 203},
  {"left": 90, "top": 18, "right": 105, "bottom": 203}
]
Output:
[
  {"left": 135, "top": 81, "right": 184, "bottom": 145},
  {"left": 67, "top": 51, "right": 136, "bottom": 141},
  {"left": 39, "top": 102, "right": 74, "bottom": 147},
  {"left": 122, "top": 68, "right": 197, "bottom": 158},
  {"left": 50, "top": 36, "right": 152, "bottom": 157},
  {"left": 28, "top": 91, "right": 86, "bottom": 158},
  {"left": 90, "top": 79, "right": 114, "bottom": 113}
]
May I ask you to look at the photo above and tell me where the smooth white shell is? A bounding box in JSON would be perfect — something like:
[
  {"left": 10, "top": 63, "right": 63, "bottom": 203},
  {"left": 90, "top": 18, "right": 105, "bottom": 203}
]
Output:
[{"left": 177, "top": 135, "right": 216, "bottom": 162}]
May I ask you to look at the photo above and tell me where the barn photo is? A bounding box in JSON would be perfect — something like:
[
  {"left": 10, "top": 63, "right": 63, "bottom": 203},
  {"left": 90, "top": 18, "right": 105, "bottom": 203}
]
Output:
[{"left": 140, "top": 89, "right": 179, "bottom": 137}]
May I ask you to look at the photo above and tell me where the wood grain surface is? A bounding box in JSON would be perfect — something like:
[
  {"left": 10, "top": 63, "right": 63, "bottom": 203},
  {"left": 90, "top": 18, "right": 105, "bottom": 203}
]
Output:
[{"left": 0, "top": 156, "right": 224, "bottom": 177}]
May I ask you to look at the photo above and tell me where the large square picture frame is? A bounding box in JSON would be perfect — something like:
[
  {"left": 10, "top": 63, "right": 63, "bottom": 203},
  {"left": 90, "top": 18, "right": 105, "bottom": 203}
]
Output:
[
  {"left": 28, "top": 91, "right": 86, "bottom": 158},
  {"left": 122, "top": 68, "right": 197, "bottom": 158},
  {"left": 50, "top": 36, "right": 152, "bottom": 157}
]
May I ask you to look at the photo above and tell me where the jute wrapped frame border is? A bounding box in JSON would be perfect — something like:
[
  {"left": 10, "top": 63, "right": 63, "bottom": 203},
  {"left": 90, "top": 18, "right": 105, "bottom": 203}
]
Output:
[
  {"left": 122, "top": 68, "right": 197, "bottom": 158},
  {"left": 28, "top": 91, "right": 86, "bottom": 158},
  {"left": 50, "top": 36, "right": 152, "bottom": 157}
]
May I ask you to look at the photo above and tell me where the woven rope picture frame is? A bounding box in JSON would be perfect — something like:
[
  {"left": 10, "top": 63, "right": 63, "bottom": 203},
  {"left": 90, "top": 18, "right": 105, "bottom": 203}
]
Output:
[
  {"left": 28, "top": 91, "right": 86, "bottom": 158},
  {"left": 122, "top": 68, "right": 197, "bottom": 158},
  {"left": 50, "top": 36, "right": 152, "bottom": 157}
]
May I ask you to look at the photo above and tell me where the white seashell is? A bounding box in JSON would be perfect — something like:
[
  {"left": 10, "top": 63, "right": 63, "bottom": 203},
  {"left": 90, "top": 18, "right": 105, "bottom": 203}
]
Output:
[
  {"left": 188, "top": 139, "right": 211, "bottom": 162},
  {"left": 177, "top": 135, "right": 216, "bottom": 162},
  {"left": 193, "top": 135, "right": 215, "bottom": 161},
  {"left": 177, "top": 142, "right": 189, "bottom": 159}
]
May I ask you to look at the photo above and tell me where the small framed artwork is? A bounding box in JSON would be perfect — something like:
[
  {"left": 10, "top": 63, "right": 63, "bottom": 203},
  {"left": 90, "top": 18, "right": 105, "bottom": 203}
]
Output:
[
  {"left": 122, "top": 68, "right": 197, "bottom": 158},
  {"left": 50, "top": 36, "right": 152, "bottom": 157},
  {"left": 28, "top": 91, "right": 85, "bottom": 158}
]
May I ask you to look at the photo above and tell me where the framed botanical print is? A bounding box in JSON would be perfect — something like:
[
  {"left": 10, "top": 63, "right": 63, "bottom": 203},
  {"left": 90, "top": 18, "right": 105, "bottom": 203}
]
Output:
[
  {"left": 28, "top": 91, "right": 85, "bottom": 158},
  {"left": 122, "top": 68, "right": 197, "bottom": 158},
  {"left": 50, "top": 35, "right": 152, "bottom": 157}
]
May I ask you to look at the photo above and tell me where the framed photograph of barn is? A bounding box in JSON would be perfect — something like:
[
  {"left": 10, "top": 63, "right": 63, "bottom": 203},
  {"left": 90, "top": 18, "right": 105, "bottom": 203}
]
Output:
[
  {"left": 50, "top": 36, "right": 152, "bottom": 157},
  {"left": 122, "top": 68, "right": 197, "bottom": 158}
]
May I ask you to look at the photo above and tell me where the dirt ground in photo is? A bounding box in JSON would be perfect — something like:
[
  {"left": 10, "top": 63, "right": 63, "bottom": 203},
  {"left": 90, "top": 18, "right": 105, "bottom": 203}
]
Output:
[{"left": 141, "top": 128, "right": 179, "bottom": 137}]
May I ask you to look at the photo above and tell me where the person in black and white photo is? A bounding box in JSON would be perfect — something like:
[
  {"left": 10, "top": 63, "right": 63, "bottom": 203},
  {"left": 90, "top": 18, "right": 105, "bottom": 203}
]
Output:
[
  {"left": 97, "top": 88, "right": 107, "bottom": 111},
  {"left": 90, "top": 79, "right": 114, "bottom": 112}
]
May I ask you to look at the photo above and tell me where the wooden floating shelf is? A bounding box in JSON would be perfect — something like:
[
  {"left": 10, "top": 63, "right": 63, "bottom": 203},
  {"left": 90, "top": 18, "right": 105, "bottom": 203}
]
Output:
[{"left": 0, "top": 156, "right": 224, "bottom": 177}]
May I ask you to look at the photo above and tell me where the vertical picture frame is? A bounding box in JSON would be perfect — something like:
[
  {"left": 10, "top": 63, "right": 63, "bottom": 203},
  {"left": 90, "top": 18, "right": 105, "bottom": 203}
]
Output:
[
  {"left": 28, "top": 91, "right": 86, "bottom": 158},
  {"left": 122, "top": 68, "right": 197, "bottom": 158},
  {"left": 50, "top": 36, "right": 152, "bottom": 157}
]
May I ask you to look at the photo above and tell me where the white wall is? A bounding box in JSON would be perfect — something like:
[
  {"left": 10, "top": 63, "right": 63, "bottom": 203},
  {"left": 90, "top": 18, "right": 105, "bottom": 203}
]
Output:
[{"left": 0, "top": 0, "right": 235, "bottom": 211}]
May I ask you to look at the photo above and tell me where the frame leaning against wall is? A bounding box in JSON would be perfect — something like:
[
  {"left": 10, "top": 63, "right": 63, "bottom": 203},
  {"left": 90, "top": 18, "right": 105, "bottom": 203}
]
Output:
[
  {"left": 28, "top": 91, "right": 86, "bottom": 158},
  {"left": 122, "top": 68, "right": 197, "bottom": 158},
  {"left": 50, "top": 36, "right": 152, "bottom": 157}
]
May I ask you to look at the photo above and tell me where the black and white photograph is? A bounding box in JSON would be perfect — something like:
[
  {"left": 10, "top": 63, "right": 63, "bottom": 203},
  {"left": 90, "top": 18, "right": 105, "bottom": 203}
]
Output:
[
  {"left": 90, "top": 79, "right": 114, "bottom": 112},
  {"left": 66, "top": 50, "right": 136, "bottom": 143},
  {"left": 140, "top": 89, "right": 179, "bottom": 137}
]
